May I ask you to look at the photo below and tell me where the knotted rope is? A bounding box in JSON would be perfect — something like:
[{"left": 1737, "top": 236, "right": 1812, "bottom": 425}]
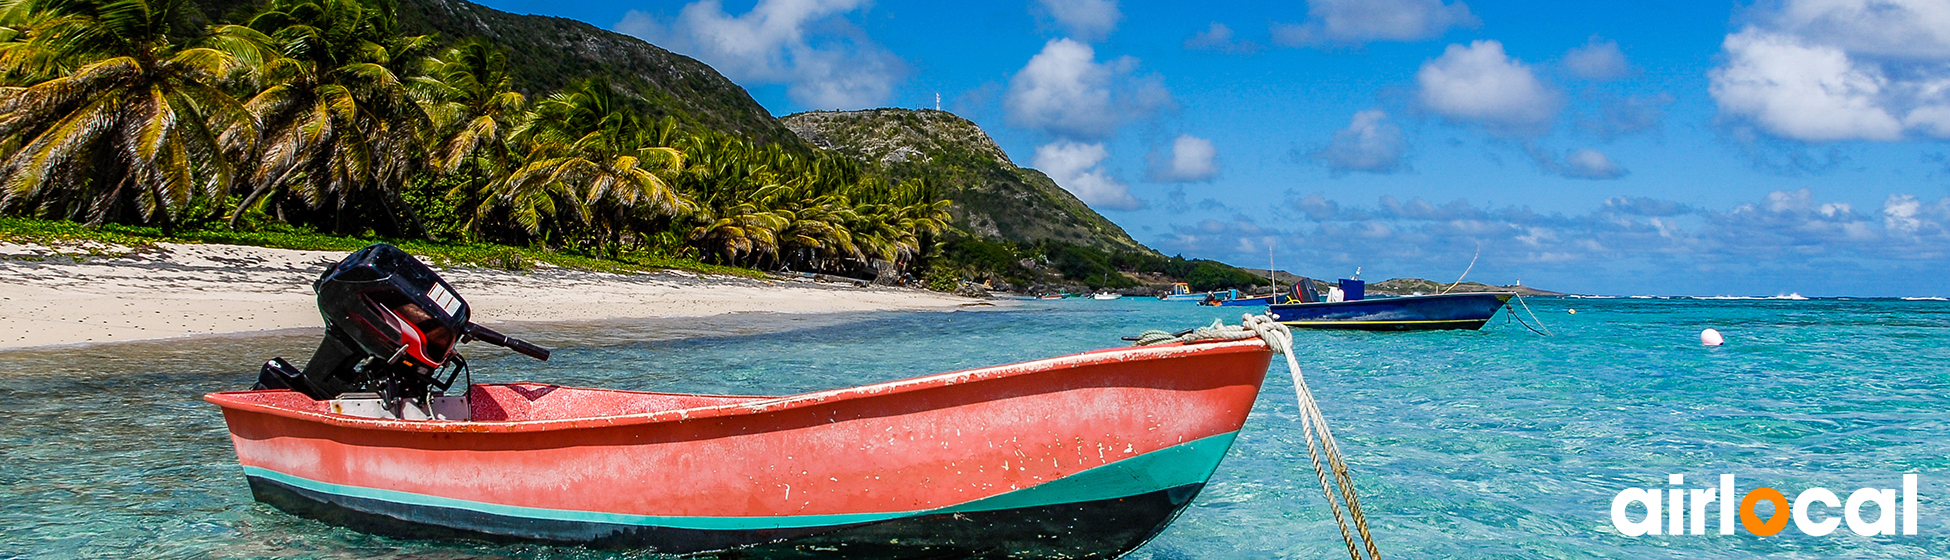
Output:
[{"left": 1136, "top": 315, "right": 1383, "bottom": 560}]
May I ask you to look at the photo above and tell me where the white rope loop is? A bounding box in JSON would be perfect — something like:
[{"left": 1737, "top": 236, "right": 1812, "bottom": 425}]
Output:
[{"left": 1133, "top": 315, "right": 1382, "bottom": 560}]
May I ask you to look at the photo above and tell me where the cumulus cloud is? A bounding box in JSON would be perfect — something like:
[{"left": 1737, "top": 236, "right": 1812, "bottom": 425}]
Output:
[
  {"left": 615, "top": 0, "right": 903, "bottom": 109},
  {"left": 1004, "top": 39, "right": 1173, "bottom": 140},
  {"left": 1524, "top": 145, "right": 1627, "bottom": 180},
  {"left": 1602, "top": 196, "right": 1693, "bottom": 217},
  {"left": 1272, "top": 0, "right": 1479, "bottom": 46},
  {"left": 1185, "top": 22, "right": 1263, "bottom": 54},
  {"left": 1710, "top": 29, "right": 1902, "bottom": 142},
  {"left": 1878, "top": 193, "right": 1950, "bottom": 238},
  {"left": 1710, "top": 0, "right": 1950, "bottom": 142},
  {"left": 1148, "top": 134, "right": 1220, "bottom": 183},
  {"left": 1562, "top": 36, "right": 1634, "bottom": 80},
  {"left": 1562, "top": 148, "right": 1626, "bottom": 179},
  {"left": 1037, "top": 0, "right": 1121, "bottom": 42},
  {"left": 1154, "top": 215, "right": 1288, "bottom": 259},
  {"left": 1416, "top": 40, "right": 1562, "bottom": 136},
  {"left": 1033, "top": 141, "right": 1145, "bottom": 210},
  {"left": 1310, "top": 109, "right": 1408, "bottom": 175},
  {"left": 1759, "top": 0, "right": 1950, "bottom": 60}
]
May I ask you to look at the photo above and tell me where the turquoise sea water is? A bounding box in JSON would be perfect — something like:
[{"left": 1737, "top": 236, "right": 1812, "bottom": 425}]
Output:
[{"left": 3, "top": 297, "right": 1949, "bottom": 559}]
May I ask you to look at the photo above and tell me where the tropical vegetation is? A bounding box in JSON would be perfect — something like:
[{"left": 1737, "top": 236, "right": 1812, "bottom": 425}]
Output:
[
  {"left": 0, "top": 0, "right": 1278, "bottom": 294},
  {"left": 0, "top": 0, "right": 951, "bottom": 282}
]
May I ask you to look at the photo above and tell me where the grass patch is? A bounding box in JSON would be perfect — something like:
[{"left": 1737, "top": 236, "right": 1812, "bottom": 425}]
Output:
[{"left": 0, "top": 217, "right": 759, "bottom": 278}]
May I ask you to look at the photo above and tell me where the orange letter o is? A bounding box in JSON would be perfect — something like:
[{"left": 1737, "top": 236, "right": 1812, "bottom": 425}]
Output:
[{"left": 1741, "top": 487, "right": 1790, "bottom": 536}]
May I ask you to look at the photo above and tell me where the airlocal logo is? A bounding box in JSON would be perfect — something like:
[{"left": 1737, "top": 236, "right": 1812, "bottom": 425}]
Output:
[{"left": 1611, "top": 474, "right": 1918, "bottom": 537}]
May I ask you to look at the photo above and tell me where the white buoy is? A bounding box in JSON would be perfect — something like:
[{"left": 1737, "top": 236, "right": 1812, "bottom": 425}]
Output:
[{"left": 1700, "top": 328, "right": 1724, "bottom": 346}]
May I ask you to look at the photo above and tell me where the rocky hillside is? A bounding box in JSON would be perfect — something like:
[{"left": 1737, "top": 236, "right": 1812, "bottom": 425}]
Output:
[{"left": 781, "top": 109, "right": 1149, "bottom": 254}]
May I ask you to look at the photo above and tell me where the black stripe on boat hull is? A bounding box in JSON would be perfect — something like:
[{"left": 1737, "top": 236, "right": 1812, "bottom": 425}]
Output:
[
  {"left": 1283, "top": 319, "right": 1492, "bottom": 331},
  {"left": 247, "top": 476, "right": 1203, "bottom": 559}
]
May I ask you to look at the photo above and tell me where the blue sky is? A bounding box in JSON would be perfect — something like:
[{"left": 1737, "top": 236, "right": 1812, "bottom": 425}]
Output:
[{"left": 475, "top": 0, "right": 1950, "bottom": 296}]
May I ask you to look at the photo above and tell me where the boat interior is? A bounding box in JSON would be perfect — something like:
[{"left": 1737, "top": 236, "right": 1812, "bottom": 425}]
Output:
[{"left": 216, "top": 384, "right": 771, "bottom": 423}]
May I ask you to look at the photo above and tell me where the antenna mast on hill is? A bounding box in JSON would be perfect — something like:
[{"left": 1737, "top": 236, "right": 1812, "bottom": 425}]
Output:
[{"left": 935, "top": 93, "right": 940, "bottom": 111}]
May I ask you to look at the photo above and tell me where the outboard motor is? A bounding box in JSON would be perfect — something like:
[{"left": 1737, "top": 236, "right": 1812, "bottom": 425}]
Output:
[{"left": 254, "top": 243, "right": 550, "bottom": 416}]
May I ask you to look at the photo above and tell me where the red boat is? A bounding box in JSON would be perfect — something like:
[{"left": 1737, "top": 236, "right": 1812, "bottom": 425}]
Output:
[{"left": 207, "top": 339, "right": 1273, "bottom": 558}]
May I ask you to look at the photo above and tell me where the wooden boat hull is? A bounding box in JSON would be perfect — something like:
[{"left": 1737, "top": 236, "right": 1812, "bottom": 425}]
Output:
[
  {"left": 1267, "top": 292, "right": 1514, "bottom": 330},
  {"left": 207, "top": 340, "right": 1273, "bottom": 558}
]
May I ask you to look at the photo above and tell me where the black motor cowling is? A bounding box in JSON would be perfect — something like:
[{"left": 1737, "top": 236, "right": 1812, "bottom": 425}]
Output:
[{"left": 254, "top": 243, "right": 549, "bottom": 402}]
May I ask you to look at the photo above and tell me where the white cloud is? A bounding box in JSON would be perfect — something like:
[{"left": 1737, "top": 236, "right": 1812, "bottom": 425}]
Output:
[
  {"left": 614, "top": 0, "right": 903, "bottom": 109},
  {"left": 1037, "top": 0, "right": 1121, "bottom": 42},
  {"left": 1416, "top": 40, "right": 1561, "bottom": 136},
  {"left": 1709, "top": 0, "right": 1950, "bottom": 142},
  {"left": 1033, "top": 141, "right": 1145, "bottom": 210},
  {"left": 1311, "top": 109, "right": 1408, "bottom": 175},
  {"left": 1148, "top": 134, "right": 1219, "bottom": 182},
  {"left": 1185, "top": 22, "right": 1262, "bottom": 54},
  {"left": 1005, "top": 39, "right": 1172, "bottom": 140},
  {"left": 1272, "top": 0, "right": 1478, "bottom": 46},
  {"left": 1562, "top": 148, "right": 1626, "bottom": 180},
  {"left": 1885, "top": 193, "right": 1923, "bottom": 233},
  {"left": 1524, "top": 145, "right": 1627, "bottom": 180},
  {"left": 1710, "top": 29, "right": 1902, "bottom": 141},
  {"left": 1761, "top": 0, "right": 1950, "bottom": 60},
  {"left": 1563, "top": 37, "right": 1633, "bottom": 80}
]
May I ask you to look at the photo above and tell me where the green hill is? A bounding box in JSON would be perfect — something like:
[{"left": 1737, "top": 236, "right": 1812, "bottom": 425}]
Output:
[{"left": 780, "top": 109, "right": 1147, "bottom": 254}]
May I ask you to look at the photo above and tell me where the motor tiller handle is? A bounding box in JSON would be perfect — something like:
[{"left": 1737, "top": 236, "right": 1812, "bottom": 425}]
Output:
[{"left": 466, "top": 324, "right": 551, "bottom": 361}]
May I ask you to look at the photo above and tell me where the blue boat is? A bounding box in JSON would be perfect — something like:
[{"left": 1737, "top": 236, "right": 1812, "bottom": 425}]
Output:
[
  {"left": 1219, "top": 294, "right": 1281, "bottom": 306},
  {"left": 1267, "top": 278, "right": 1513, "bottom": 330},
  {"left": 1161, "top": 283, "right": 1238, "bottom": 302}
]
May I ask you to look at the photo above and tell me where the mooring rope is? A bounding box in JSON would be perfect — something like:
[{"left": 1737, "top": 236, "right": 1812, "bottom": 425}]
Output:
[
  {"left": 1507, "top": 293, "right": 1553, "bottom": 337},
  {"left": 1441, "top": 243, "right": 1482, "bottom": 295},
  {"left": 1135, "top": 315, "right": 1382, "bottom": 560}
]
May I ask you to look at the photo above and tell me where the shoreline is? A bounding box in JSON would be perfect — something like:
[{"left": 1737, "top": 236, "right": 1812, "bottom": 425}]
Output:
[{"left": 0, "top": 241, "right": 984, "bottom": 350}]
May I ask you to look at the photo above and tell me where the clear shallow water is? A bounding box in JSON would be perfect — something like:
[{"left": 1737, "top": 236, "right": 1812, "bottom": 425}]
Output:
[{"left": 4, "top": 297, "right": 1949, "bottom": 559}]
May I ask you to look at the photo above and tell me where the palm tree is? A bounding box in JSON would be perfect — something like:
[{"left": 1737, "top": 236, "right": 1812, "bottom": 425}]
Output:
[
  {"left": 688, "top": 200, "right": 784, "bottom": 266},
  {"left": 413, "top": 38, "right": 522, "bottom": 175},
  {"left": 0, "top": 0, "right": 252, "bottom": 229},
  {"left": 498, "top": 78, "right": 690, "bottom": 253},
  {"left": 222, "top": 0, "right": 432, "bottom": 236},
  {"left": 409, "top": 38, "right": 523, "bottom": 236}
]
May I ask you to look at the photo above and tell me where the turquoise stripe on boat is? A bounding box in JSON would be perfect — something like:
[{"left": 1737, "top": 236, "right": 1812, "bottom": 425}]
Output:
[{"left": 243, "top": 431, "right": 1238, "bottom": 531}]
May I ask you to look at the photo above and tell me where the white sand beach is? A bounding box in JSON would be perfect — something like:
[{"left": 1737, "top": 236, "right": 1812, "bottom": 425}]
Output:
[{"left": 0, "top": 242, "right": 977, "bottom": 349}]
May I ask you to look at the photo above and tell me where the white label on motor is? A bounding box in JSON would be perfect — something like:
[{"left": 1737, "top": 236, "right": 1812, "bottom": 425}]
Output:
[{"left": 427, "top": 284, "right": 463, "bottom": 316}]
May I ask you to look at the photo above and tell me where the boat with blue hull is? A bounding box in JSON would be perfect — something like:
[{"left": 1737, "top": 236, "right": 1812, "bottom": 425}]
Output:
[
  {"left": 1160, "top": 283, "right": 1237, "bottom": 302},
  {"left": 1264, "top": 278, "right": 1513, "bottom": 330},
  {"left": 1219, "top": 294, "right": 1280, "bottom": 306}
]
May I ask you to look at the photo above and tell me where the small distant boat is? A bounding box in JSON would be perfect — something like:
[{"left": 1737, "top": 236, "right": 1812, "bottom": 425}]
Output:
[
  {"left": 1159, "top": 283, "right": 1202, "bottom": 301},
  {"left": 1268, "top": 278, "right": 1513, "bottom": 331},
  {"left": 1161, "top": 283, "right": 1237, "bottom": 303},
  {"left": 1093, "top": 292, "right": 1121, "bottom": 300},
  {"left": 1219, "top": 294, "right": 1281, "bottom": 307},
  {"left": 1037, "top": 294, "right": 1065, "bottom": 300}
]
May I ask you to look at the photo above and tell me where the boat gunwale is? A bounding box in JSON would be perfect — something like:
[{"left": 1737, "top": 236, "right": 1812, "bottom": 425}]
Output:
[{"left": 204, "top": 339, "right": 1271, "bottom": 434}]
